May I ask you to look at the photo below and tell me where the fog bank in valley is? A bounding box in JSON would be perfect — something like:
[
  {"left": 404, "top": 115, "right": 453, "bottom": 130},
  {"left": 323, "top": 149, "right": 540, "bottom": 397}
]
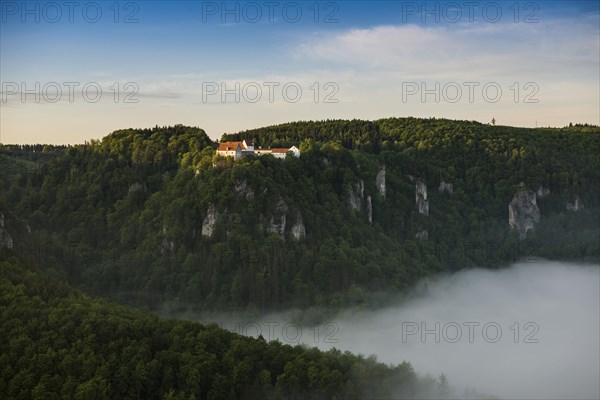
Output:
[
  {"left": 210, "top": 261, "right": 599, "bottom": 399},
  {"left": 309, "top": 261, "right": 600, "bottom": 399}
]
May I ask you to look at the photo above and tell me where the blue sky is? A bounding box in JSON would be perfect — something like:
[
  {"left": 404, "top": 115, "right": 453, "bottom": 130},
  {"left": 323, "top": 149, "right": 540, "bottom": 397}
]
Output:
[{"left": 1, "top": 0, "right": 599, "bottom": 144}]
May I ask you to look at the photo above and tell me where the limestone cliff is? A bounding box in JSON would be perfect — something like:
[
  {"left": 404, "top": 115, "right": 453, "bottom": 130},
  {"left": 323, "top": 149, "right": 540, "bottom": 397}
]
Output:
[
  {"left": 536, "top": 185, "right": 549, "bottom": 199},
  {"left": 566, "top": 195, "right": 584, "bottom": 212},
  {"left": 509, "top": 190, "right": 540, "bottom": 239},
  {"left": 290, "top": 212, "right": 306, "bottom": 241},
  {"left": 160, "top": 226, "right": 175, "bottom": 255},
  {"left": 348, "top": 179, "right": 365, "bottom": 211},
  {"left": 438, "top": 181, "right": 453, "bottom": 194},
  {"left": 415, "top": 181, "right": 429, "bottom": 216},
  {"left": 376, "top": 167, "right": 386, "bottom": 198},
  {"left": 266, "top": 197, "right": 288, "bottom": 238},
  {"left": 202, "top": 204, "right": 220, "bottom": 237},
  {"left": 128, "top": 182, "right": 147, "bottom": 194},
  {"left": 416, "top": 229, "right": 429, "bottom": 241},
  {"left": 234, "top": 179, "right": 255, "bottom": 200}
]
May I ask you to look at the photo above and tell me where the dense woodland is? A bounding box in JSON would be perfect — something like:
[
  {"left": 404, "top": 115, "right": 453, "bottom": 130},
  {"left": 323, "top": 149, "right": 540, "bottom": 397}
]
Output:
[
  {"left": 0, "top": 118, "right": 597, "bottom": 399},
  {"left": 1, "top": 257, "right": 443, "bottom": 399},
  {"left": 1, "top": 119, "right": 599, "bottom": 315}
]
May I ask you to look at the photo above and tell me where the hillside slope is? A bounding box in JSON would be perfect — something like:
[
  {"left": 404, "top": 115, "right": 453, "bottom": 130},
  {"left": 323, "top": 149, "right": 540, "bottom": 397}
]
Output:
[
  {"left": 1, "top": 119, "right": 598, "bottom": 312},
  {"left": 0, "top": 256, "right": 439, "bottom": 399}
]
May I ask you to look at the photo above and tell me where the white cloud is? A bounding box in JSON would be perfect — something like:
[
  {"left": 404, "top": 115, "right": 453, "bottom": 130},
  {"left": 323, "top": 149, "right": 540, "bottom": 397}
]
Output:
[
  {"left": 295, "top": 19, "right": 599, "bottom": 81},
  {"left": 2, "top": 16, "right": 597, "bottom": 143}
]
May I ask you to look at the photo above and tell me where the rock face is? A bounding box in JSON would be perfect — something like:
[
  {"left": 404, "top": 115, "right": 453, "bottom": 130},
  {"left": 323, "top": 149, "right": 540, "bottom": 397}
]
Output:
[
  {"left": 566, "top": 195, "right": 584, "bottom": 212},
  {"left": 128, "top": 182, "right": 147, "bottom": 194},
  {"left": 234, "top": 179, "right": 254, "bottom": 200},
  {"left": 438, "top": 181, "right": 453, "bottom": 194},
  {"left": 416, "top": 229, "right": 429, "bottom": 241},
  {"left": 160, "top": 237, "right": 174, "bottom": 255},
  {"left": 159, "top": 226, "right": 174, "bottom": 255},
  {"left": 376, "top": 167, "right": 386, "bottom": 198},
  {"left": 267, "top": 198, "right": 288, "bottom": 237},
  {"left": 267, "top": 215, "right": 286, "bottom": 236},
  {"left": 0, "top": 212, "right": 13, "bottom": 249},
  {"left": 348, "top": 180, "right": 365, "bottom": 211},
  {"left": 366, "top": 196, "right": 373, "bottom": 224},
  {"left": 415, "top": 182, "right": 429, "bottom": 216},
  {"left": 509, "top": 190, "right": 540, "bottom": 239},
  {"left": 290, "top": 212, "right": 306, "bottom": 241},
  {"left": 202, "top": 205, "right": 219, "bottom": 237},
  {"left": 536, "top": 185, "right": 549, "bottom": 199}
]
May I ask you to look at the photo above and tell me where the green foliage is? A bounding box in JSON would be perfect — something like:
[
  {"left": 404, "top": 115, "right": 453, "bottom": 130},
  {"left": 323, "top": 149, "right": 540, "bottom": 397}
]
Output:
[
  {"left": 1, "top": 120, "right": 599, "bottom": 313},
  {"left": 0, "top": 257, "right": 429, "bottom": 399}
]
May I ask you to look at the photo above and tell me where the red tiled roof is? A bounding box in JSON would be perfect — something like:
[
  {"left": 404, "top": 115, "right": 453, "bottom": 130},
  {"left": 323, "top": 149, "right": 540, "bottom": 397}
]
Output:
[
  {"left": 271, "top": 148, "right": 290, "bottom": 153},
  {"left": 217, "top": 142, "right": 242, "bottom": 151},
  {"left": 243, "top": 138, "right": 253, "bottom": 146}
]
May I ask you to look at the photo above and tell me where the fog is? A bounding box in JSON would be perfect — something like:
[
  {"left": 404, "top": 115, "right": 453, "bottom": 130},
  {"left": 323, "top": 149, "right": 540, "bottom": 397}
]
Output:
[
  {"left": 313, "top": 261, "right": 600, "bottom": 399},
  {"left": 210, "top": 261, "right": 600, "bottom": 399}
]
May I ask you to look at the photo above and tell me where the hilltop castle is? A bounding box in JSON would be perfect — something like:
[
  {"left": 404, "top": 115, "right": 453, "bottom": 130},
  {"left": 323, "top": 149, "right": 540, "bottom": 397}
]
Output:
[{"left": 216, "top": 139, "right": 300, "bottom": 160}]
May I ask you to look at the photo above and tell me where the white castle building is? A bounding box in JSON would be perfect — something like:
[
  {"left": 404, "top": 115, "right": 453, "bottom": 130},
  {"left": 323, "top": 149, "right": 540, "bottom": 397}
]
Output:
[{"left": 216, "top": 139, "right": 300, "bottom": 160}]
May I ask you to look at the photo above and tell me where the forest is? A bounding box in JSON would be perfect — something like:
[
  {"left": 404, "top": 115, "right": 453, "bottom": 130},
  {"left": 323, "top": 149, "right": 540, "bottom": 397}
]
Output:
[
  {"left": 1, "top": 118, "right": 599, "bottom": 315},
  {"left": 1, "top": 117, "right": 597, "bottom": 399},
  {"left": 1, "top": 256, "right": 444, "bottom": 399}
]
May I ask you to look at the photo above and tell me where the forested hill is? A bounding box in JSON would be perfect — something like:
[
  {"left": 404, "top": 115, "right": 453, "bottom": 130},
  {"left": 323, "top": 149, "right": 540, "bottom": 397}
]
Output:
[
  {"left": 1, "top": 119, "right": 599, "bottom": 313},
  {"left": 0, "top": 256, "right": 438, "bottom": 399},
  {"left": 224, "top": 118, "right": 600, "bottom": 153}
]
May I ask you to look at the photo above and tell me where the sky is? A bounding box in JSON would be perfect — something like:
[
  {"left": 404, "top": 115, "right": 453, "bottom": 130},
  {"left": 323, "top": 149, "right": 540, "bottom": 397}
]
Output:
[{"left": 1, "top": 0, "right": 599, "bottom": 144}]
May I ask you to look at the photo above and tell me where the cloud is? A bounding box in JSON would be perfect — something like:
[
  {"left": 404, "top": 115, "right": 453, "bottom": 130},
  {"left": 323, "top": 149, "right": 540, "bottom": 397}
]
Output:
[
  {"left": 295, "top": 19, "right": 599, "bottom": 81},
  {"left": 0, "top": 75, "right": 186, "bottom": 107}
]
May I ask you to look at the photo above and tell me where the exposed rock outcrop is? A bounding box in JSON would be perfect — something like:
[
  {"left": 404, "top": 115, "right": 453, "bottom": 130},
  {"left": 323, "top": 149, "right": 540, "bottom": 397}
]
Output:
[
  {"left": 348, "top": 179, "right": 365, "bottom": 211},
  {"left": 366, "top": 196, "right": 373, "bottom": 224},
  {"left": 376, "top": 167, "right": 386, "bottom": 198},
  {"left": 438, "top": 181, "right": 453, "bottom": 194},
  {"left": 536, "top": 185, "right": 549, "bottom": 199},
  {"left": 234, "top": 179, "right": 254, "bottom": 200},
  {"left": 267, "top": 215, "right": 286, "bottom": 236},
  {"left": 566, "top": 195, "right": 584, "bottom": 212},
  {"left": 290, "top": 212, "right": 306, "bottom": 241},
  {"left": 266, "top": 198, "right": 288, "bottom": 238},
  {"left": 160, "top": 237, "right": 174, "bottom": 255},
  {"left": 276, "top": 197, "right": 288, "bottom": 214},
  {"left": 128, "top": 182, "right": 147, "bottom": 194},
  {"left": 1, "top": 232, "right": 14, "bottom": 249},
  {"left": 415, "top": 181, "right": 429, "bottom": 216},
  {"left": 202, "top": 205, "right": 219, "bottom": 237},
  {"left": 416, "top": 229, "right": 429, "bottom": 241},
  {"left": 509, "top": 190, "right": 540, "bottom": 239},
  {"left": 160, "top": 225, "right": 174, "bottom": 255}
]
